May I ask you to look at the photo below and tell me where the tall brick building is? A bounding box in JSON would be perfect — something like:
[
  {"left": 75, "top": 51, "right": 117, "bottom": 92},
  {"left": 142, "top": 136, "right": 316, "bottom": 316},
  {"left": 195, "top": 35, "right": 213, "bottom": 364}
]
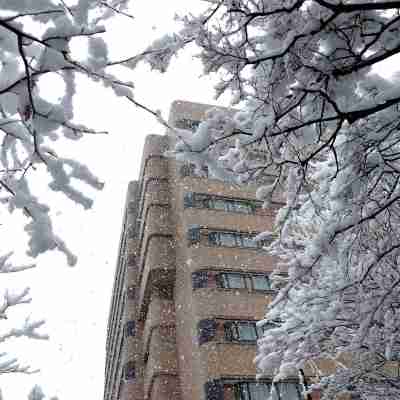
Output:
[{"left": 103, "top": 101, "right": 306, "bottom": 400}]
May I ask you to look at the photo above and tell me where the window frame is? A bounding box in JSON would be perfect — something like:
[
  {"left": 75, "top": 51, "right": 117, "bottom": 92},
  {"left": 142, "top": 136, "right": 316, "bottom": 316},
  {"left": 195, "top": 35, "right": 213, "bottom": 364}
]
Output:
[
  {"left": 175, "top": 118, "right": 201, "bottom": 131},
  {"left": 224, "top": 380, "right": 303, "bottom": 400},
  {"left": 191, "top": 192, "right": 258, "bottom": 214},
  {"left": 207, "top": 230, "right": 263, "bottom": 249},
  {"left": 218, "top": 272, "right": 271, "bottom": 292},
  {"left": 185, "top": 191, "right": 284, "bottom": 212},
  {"left": 224, "top": 320, "right": 265, "bottom": 343},
  {"left": 124, "top": 320, "right": 136, "bottom": 337},
  {"left": 188, "top": 226, "right": 274, "bottom": 249},
  {"left": 123, "top": 361, "right": 135, "bottom": 381}
]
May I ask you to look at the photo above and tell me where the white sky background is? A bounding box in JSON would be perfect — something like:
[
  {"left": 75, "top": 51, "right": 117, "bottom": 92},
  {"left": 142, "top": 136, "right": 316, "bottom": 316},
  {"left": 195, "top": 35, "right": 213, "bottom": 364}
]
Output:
[{"left": 1, "top": 1, "right": 229, "bottom": 398}]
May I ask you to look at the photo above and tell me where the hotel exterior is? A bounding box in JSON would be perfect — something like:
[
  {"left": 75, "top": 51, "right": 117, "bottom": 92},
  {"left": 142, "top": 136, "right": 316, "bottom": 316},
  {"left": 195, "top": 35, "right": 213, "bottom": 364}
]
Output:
[{"left": 103, "top": 100, "right": 311, "bottom": 400}]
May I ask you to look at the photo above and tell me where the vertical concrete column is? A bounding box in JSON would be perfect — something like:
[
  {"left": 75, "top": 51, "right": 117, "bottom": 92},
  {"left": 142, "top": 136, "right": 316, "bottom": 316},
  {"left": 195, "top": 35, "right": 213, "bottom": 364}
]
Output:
[
  {"left": 121, "top": 181, "right": 143, "bottom": 400},
  {"left": 121, "top": 135, "right": 171, "bottom": 400}
]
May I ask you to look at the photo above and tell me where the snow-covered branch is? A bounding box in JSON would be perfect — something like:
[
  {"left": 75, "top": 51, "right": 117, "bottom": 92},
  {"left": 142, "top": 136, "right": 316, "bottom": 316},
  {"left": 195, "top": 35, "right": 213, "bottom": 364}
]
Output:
[
  {"left": 0, "top": 0, "right": 167, "bottom": 384},
  {"left": 0, "top": 252, "right": 35, "bottom": 273},
  {"left": 0, "top": 287, "right": 47, "bottom": 375},
  {"left": 0, "top": 0, "right": 159, "bottom": 265}
]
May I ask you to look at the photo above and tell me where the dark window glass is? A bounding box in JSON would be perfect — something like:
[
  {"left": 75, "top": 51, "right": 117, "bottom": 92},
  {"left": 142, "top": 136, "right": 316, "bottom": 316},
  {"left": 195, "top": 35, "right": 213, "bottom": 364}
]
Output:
[
  {"left": 218, "top": 272, "right": 271, "bottom": 291},
  {"left": 180, "top": 163, "right": 195, "bottom": 177},
  {"left": 238, "top": 383, "right": 251, "bottom": 400},
  {"left": 188, "top": 225, "right": 201, "bottom": 245},
  {"left": 212, "top": 198, "right": 228, "bottom": 211},
  {"left": 233, "top": 381, "right": 302, "bottom": 400},
  {"left": 236, "top": 383, "right": 271, "bottom": 400},
  {"left": 224, "top": 321, "right": 262, "bottom": 342},
  {"left": 234, "top": 201, "right": 253, "bottom": 214},
  {"left": 124, "top": 321, "right": 135, "bottom": 337},
  {"left": 248, "top": 383, "right": 271, "bottom": 400},
  {"left": 240, "top": 235, "right": 258, "bottom": 248},
  {"left": 124, "top": 361, "right": 135, "bottom": 380},
  {"left": 224, "top": 200, "right": 236, "bottom": 212},
  {"left": 205, "top": 379, "right": 224, "bottom": 400},
  {"left": 175, "top": 118, "right": 201, "bottom": 131},
  {"left": 237, "top": 323, "right": 258, "bottom": 341},
  {"left": 222, "top": 273, "right": 245, "bottom": 289},
  {"left": 198, "top": 319, "right": 217, "bottom": 345},
  {"left": 183, "top": 192, "right": 195, "bottom": 208},
  {"left": 208, "top": 231, "right": 261, "bottom": 249},
  {"left": 252, "top": 275, "right": 271, "bottom": 291},
  {"left": 126, "top": 286, "right": 135, "bottom": 300},
  {"left": 275, "top": 382, "right": 303, "bottom": 399},
  {"left": 195, "top": 193, "right": 210, "bottom": 208},
  {"left": 208, "top": 231, "right": 219, "bottom": 245},
  {"left": 188, "top": 192, "right": 259, "bottom": 214},
  {"left": 192, "top": 271, "right": 209, "bottom": 289},
  {"left": 219, "top": 232, "right": 237, "bottom": 247}
]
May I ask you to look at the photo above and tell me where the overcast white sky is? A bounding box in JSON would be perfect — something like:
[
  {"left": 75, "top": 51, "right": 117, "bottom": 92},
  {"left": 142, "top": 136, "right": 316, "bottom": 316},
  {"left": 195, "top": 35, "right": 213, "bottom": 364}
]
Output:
[{"left": 1, "top": 1, "right": 229, "bottom": 399}]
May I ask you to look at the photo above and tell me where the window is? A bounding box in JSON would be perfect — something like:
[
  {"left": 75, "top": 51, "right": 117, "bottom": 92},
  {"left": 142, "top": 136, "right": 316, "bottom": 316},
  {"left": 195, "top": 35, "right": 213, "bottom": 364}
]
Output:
[
  {"left": 241, "top": 235, "right": 259, "bottom": 248},
  {"left": 218, "top": 272, "right": 271, "bottom": 291},
  {"left": 184, "top": 192, "right": 257, "bottom": 214},
  {"left": 192, "top": 271, "right": 209, "bottom": 289},
  {"left": 123, "top": 361, "right": 135, "bottom": 380},
  {"left": 126, "top": 286, "right": 135, "bottom": 300},
  {"left": 208, "top": 231, "right": 261, "bottom": 249},
  {"left": 220, "top": 273, "right": 246, "bottom": 289},
  {"left": 198, "top": 319, "right": 218, "bottom": 345},
  {"left": 224, "top": 321, "right": 265, "bottom": 342},
  {"left": 231, "top": 381, "right": 302, "bottom": 400},
  {"left": 275, "top": 382, "right": 303, "bottom": 399},
  {"left": 175, "top": 118, "right": 201, "bottom": 131},
  {"left": 238, "top": 382, "right": 270, "bottom": 400},
  {"left": 188, "top": 227, "right": 271, "bottom": 249},
  {"left": 188, "top": 224, "right": 201, "bottom": 245},
  {"left": 124, "top": 321, "right": 136, "bottom": 337}
]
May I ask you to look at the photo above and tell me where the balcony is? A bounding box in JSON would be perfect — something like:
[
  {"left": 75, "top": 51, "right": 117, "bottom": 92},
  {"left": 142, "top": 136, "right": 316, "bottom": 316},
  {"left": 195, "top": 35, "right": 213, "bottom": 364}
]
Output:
[
  {"left": 143, "top": 329, "right": 178, "bottom": 399},
  {"left": 143, "top": 298, "right": 176, "bottom": 353},
  {"left": 138, "top": 236, "right": 175, "bottom": 319},
  {"left": 134, "top": 178, "right": 170, "bottom": 242}
]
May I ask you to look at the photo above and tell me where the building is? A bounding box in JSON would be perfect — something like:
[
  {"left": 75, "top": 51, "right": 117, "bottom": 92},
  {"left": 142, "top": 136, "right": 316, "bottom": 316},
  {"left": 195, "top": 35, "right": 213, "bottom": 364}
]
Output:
[{"left": 103, "top": 100, "right": 310, "bottom": 400}]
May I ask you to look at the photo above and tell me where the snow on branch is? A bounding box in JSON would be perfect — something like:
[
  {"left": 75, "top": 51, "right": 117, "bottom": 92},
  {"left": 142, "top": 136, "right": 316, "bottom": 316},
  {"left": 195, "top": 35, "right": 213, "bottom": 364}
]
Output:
[
  {"left": 0, "top": 0, "right": 169, "bottom": 383},
  {"left": 0, "top": 288, "right": 32, "bottom": 320},
  {"left": 0, "top": 280, "right": 48, "bottom": 377},
  {"left": 0, "top": 0, "right": 163, "bottom": 266},
  {"left": 0, "top": 252, "right": 35, "bottom": 273},
  {"left": 0, "top": 289, "right": 48, "bottom": 375},
  {"left": 0, "top": 317, "right": 48, "bottom": 342}
]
